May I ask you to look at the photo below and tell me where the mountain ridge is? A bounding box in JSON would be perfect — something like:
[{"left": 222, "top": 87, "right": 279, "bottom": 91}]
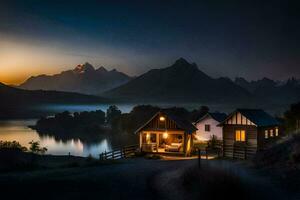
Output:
[
  {"left": 103, "top": 58, "right": 253, "bottom": 103},
  {"left": 19, "top": 62, "right": 132, "bottom": 95}
]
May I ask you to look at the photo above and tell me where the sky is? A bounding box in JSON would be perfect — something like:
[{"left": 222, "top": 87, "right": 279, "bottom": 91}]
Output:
[{"left": 0, "top": 0, "right": 299, "bottom": 84}]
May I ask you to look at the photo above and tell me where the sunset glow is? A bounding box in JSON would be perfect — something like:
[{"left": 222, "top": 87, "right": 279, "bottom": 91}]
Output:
[{"left": 0, "top": 1, "right": 298, "bottom": 85}]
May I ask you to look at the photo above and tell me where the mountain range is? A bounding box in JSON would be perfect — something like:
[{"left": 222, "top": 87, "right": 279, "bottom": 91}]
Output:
[
  {"left": 19, "top": 62, "right": 132, "bottom": 95},
  {"left": 16, "top": 58, "right": 300, "bottom": 106},
  {"left": 104, "top": 58, "right": 253, "bottom": 103},
  {"left": 234, "top": 77, "right": 300, "bottom": 105}
]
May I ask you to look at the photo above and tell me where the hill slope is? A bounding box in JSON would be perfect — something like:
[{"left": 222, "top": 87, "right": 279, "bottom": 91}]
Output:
[
  {"left": 0, "top": 82, "right": 107, "bottom": 118},
  {"left": 19, "top": 62, "right": 132, "bottom": 95},
  {"left": 104, "top": 58, "right": 252, "bottom": 103}
]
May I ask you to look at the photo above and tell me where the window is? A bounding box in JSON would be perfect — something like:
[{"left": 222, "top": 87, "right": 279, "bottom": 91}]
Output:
[
  {"left": 265, "top": 130, "right": 268, "bottom": 139},
  {"left": 235, "top": 130, "right": 246, "bottom": 142},
  {"left": 275, "top": 128, "right": 279, "bottom": 136},
  {"left": 270, "top": 129, "right": 274, "bottom": 137},
  {"left": 205, "top": 124, "right": 210, "bottom": 132}
]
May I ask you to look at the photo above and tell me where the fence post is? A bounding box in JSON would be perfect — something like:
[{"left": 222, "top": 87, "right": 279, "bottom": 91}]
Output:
[
  {"left": 104, "top": 150, "right": 107, "bottom": 160},
  {"left": 244, "top": 146, "right": 247, "bottom": 160},
  {"left": 198, "top": 148, "right": 201, "bottom": 169},
  {"left": 205, "top": 147, "right": 208, "bottom": 160},
  {"left": 112, "top": 151, "right": 114, "bottom": 160}
]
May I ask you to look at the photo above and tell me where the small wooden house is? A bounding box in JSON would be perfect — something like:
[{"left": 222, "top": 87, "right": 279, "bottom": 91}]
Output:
[
  {"left": 219, "top": 109, "right": 280, "bottom": 159},
  {"left": 194, "top": 112, "right": 227, "bottom": 142},
  {"left": 135, "top": 111, "right": 197, "bottom": 156}
]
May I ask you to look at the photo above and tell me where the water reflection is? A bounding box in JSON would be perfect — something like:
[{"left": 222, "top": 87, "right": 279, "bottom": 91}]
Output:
[{"left": 0, "top": 120, "right": 112, "bottom": 157}]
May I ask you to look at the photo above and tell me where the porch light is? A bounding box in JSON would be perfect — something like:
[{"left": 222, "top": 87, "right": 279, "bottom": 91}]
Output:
[
  {"left": 159, "top": 116, "right": 165, "bottom": 121},
  {"left": 163, "top": 132, "right": 168, "bottom": 139},
  {"left": 146, "top": 133, "right": 150, "bottom": 139}
]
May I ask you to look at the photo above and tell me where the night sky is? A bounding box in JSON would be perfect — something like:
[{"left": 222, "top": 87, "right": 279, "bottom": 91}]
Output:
[{"left": 0, "top": 0, "right": 299, "bottom": 84}]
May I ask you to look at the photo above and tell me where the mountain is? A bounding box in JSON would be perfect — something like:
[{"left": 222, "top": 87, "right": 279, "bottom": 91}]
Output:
[
  {"left": 235, "top": 77, "right": 278, "bottom": 93},
  {"left": 19, "top": 62, "right": 132, "bottom": 95},
  {"left": 103, "top": 58, "right": 252, "bottom": 103},
  {"left": 0, "top": 82, "right": 108, "bottom": 118},
  {"left": 235, "top": 77, "right": 300, "bottom": 105}
]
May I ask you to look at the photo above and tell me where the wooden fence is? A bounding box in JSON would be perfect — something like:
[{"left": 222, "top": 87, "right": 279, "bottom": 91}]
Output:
[
  {"left": 232, "top": 144, "right": 257, "bottom": 160},
  {"left": 99, "top": 144, "right": 139, "bottom": 160}
]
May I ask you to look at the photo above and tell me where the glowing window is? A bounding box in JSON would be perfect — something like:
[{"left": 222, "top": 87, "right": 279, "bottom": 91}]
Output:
[
  {"left": 235, "top": 130, "right": 246, "bottom": 142},
  {"left": 275, "top": 128, "right": 279, "bottom": 136},
  {"left": 265, "top": 130, "right": 268, "bottom": 139},
  {"left": 270, "top": 129, "right": 274, "bottom": 137}
]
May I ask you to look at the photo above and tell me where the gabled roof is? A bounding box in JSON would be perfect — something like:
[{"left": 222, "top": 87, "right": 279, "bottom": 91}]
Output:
[
  {"left": 134, "top": 110, "right": 197, "bottom": 134},
  {"left": 195, "top": 112, "right": 227, "bottom": 124},
  {"left": 219, "top": 109, "right": 279, "bottom": 127}
]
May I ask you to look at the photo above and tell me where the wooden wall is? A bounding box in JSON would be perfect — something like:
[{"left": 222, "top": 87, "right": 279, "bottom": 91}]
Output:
[
  {"left": 223, "top": 125, "right": 258, "bottom": 159},
  {"left": 143, "top": 114, "right": 179, "bottom": 131},
  {"left": 257, "top": 126, "right": 281, "bottom": 149}
]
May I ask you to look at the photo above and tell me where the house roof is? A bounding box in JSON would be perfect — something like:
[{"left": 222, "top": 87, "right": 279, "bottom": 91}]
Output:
[
  {"left": 195, "top": 112, "right": 227, "bottom": 124},
  {"left": 219, "top": 109, "right": 279, "bottom": 127},
  {"left": 134, "top": 110, "right": 197, "bottom": 134}
]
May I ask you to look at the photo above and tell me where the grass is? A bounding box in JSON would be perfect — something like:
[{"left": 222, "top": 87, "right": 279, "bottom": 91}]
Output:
[
  {"left": 253, "top": 133, "right": 300, "bottom": 193},
  {"left": 181, "top": 164, "right": 248, "bottom": 199}
]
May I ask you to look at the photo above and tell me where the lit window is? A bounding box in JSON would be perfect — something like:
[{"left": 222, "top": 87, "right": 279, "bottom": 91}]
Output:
[
  {"left": 270, "top": 129, "right": 274, "bottom": 137},
  {"left": 205, "top": 124, "right": 210, "bottom": 132},
  {"left": 275, "top": 128, "right": 279, "bottom": 136},
  {"left": 265, "top": 130, "right": 268, "bottom": 139},
  {"left": 235, "top": 130, "right": 246, "bottom": 142}
]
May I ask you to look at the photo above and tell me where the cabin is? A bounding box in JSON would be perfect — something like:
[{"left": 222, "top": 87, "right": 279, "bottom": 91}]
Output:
[
  {"left": 219, "top": 109, "right": 280, "bottom": 159},
  {"left": 135, "top": 111, "right": 197, "bottom": 156},
  {"left": 194, "top": 112, "right": 227, "bottom": 142}
]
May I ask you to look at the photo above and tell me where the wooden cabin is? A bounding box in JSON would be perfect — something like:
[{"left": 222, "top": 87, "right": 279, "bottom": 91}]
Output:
[
  {"left": 219, "top": 109, "right": 280, "bottom": 159},
  {"left": 194, "top": 112, "right": 227, "bottom": 142},
  {"left": 135, "top": 111, "right": 197, "bottom": 156}
]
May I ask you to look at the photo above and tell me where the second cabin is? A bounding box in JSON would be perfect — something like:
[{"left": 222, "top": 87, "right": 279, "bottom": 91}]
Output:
[{"left": 219, "top": 109, "right": 281, "bottom": 159}]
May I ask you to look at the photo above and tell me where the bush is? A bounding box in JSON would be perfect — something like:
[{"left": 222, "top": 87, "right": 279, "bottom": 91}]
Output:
[
  {"left": 254, "top": 134, "right": 300, "bottom": 167},
  {"left": 0, "top": 141, "right": 27, "bottom": 152},
  {"left": 291, "top": 142, "right": 300, "bottom": 163}
]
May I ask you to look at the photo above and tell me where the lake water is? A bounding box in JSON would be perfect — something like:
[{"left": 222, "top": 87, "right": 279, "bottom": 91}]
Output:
[
  {"left": 0, "top": 104, "right": 137, "bottom": 157},
  {"left": 0, "top": 119, "right": 113, "bottom": 157}
]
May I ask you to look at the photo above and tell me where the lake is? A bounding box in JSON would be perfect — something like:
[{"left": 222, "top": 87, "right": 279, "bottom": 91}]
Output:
[
  {"left": 0, "top": 104, "right": 136, "bottom": 157},
  {"left": 0, "top": 119, "right": 113, "bottom": 157}
]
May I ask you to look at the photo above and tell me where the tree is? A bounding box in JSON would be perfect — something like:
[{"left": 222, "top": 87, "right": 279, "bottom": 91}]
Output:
[
  {"left": 29, "top": 141, "right": 47, "bottom": 154},
  {"left": 284, "top": 102, "right": 300, "bottom": 133},
  {"left": 106, "top": 105, "right": 122, "bottom": 124}
]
